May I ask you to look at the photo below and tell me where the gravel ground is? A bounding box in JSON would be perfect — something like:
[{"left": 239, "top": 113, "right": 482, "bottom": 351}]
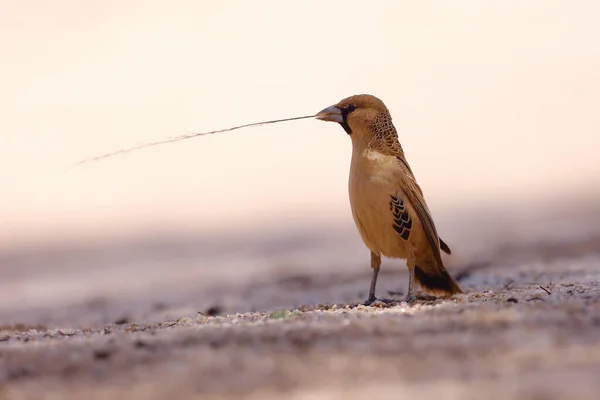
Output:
[
  {"left": 1, "top": 203, "right": 600, "bottom": 399},
  {"left": 1, "top": 244, "right": 599, "bottom": 399}
]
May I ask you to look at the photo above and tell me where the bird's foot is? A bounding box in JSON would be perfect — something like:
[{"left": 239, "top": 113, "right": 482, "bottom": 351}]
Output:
[
  {"left": 404, "top": 293, "right": 416, "bottom": 305},
  {"left": 363, "top": 297, "right": 397, "bottom": 307}
]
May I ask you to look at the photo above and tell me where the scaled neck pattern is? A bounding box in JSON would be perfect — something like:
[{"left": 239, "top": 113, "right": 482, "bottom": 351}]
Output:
[{"left": 368, "top": 113, "right": 415, "bottom": 176}]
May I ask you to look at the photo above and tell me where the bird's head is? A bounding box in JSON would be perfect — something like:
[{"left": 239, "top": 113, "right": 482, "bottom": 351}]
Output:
[{"left": 316, "top": 94, "right": 391, "bottom": 139}]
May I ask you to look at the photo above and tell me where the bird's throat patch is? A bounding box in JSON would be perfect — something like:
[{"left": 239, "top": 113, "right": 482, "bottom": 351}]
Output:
[
  {"left": 339, "top": 121, "right": 352, "bottom": 134},
  {"left": 340, "top": 107, "right": 353, "bottom": 134}
]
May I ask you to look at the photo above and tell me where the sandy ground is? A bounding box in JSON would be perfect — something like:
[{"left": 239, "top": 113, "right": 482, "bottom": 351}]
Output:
[{"left": 1, "top": 207, "right": 600, "bottom": 399}]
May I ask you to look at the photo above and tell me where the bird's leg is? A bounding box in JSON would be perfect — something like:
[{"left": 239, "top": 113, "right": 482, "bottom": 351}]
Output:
[
  {"left": 364, "top": 252, "right": 381, "bottom": 305},
  {"left": 364, "top": 253, "right": 395, "bottom": 306},
  {"left": 405, "top": 264, "right": 416, "bottom": 305},
  {"left": 364, "top": 268, "right": 380, "bottom": 305}
]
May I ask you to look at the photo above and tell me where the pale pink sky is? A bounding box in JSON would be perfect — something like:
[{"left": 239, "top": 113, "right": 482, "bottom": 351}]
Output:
[{"left": 1, "top": 1, "right": 599, "bottom": 245}]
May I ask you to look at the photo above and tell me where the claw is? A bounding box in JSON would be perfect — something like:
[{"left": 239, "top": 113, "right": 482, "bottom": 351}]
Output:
[
  {"left": 404, "top": 293, "right": 416, "bottom": 305},
  {"left": 363, "top": 296, "right": 377, "bottom": 306},
  {"left": 364, "top": 297, "right": 397, "bottom": 307}
]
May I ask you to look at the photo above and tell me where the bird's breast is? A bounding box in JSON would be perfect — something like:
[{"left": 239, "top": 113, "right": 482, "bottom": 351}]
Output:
[
  {"left": 349, "top": 148, "right": 398, "bottom": 190},
  {"left": 348, "top": 148, "right": 410, "bottom": 257}
]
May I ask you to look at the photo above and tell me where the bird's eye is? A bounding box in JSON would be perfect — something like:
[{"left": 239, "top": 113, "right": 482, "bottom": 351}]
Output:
[{"left": 346, "top": 104, "right": 357, "bottom": 113}]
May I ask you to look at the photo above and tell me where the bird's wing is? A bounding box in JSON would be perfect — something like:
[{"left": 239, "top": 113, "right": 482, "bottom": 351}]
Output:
[
  {"left": 439, "top": 238, "right": 452, "bottom": 255},
  {"left": 390, "top": 194, "right": 413, "bottom": 241},
  {"left": 400, "top": 171, "right": 448, "bottom": 272},
  {"left": 374, "top": 135, "right": 451, "bottom": 270}
]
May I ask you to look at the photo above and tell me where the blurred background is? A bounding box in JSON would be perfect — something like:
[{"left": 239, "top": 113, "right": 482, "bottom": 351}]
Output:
[{"left": 1, "top": 0, "right": 599, "bottom": 326}]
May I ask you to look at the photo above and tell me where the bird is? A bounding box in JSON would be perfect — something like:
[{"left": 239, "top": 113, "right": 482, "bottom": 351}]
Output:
[{"left": 316, "top": 94, "right": 462, "bottom": 305}]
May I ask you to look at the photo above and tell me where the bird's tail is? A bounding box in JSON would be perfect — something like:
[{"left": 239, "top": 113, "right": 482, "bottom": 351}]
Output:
[{"left": 414, "top": 265, "right": 463, "bottom": 296}]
